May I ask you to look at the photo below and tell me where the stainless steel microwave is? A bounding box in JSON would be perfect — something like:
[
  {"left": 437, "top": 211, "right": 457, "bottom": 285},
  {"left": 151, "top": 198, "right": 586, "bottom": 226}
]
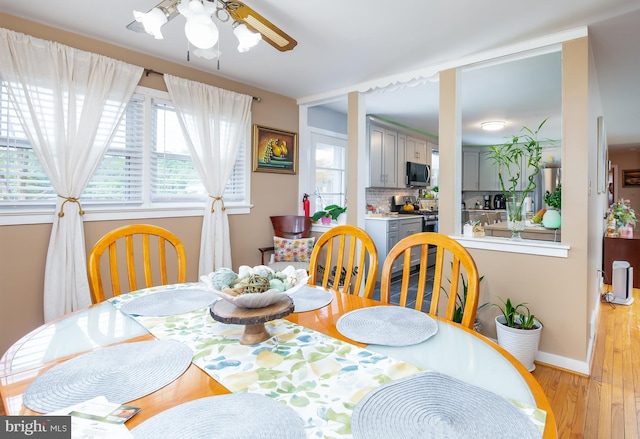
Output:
[{"left": 406, "top": 161, "right": 430, "bottom": 187}]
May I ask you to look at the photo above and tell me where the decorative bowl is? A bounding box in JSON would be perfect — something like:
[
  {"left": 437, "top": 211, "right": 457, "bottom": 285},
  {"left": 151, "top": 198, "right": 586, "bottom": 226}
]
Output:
[
  {"left": 200, "top": 265, "right": 309, "bottom": 309},
  {"left": 211, "top": 288, "right": 291, "bottom": 309}
]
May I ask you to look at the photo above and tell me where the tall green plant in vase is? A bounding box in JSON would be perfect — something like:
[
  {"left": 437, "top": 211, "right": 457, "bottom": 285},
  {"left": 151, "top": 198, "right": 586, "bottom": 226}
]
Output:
[{"left": 486, "top": 119, "right": 548, "bottom": 240}]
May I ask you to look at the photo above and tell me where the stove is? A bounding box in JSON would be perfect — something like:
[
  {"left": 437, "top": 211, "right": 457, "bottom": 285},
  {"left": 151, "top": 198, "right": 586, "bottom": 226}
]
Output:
[{"left": 391, "top": 195, "right": 438, "bottom": 232}]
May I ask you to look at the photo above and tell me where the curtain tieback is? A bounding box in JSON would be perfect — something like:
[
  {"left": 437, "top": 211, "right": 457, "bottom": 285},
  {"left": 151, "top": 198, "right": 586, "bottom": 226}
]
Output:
[
  {"left": 209, "top": 196, "right": 226, "bottom": 213},
  {"left": 57, "top": 195, "right": 85, "bottom": 217}
]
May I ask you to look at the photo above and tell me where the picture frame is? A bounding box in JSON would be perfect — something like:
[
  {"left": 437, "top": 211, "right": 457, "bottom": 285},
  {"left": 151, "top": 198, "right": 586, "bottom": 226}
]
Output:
[
  {"left": 597, "top": 116, "right": 607, "bottom": 194},
  {"left": 622, "top": 169, "right": 640, "bottom": 187},
  {"left": 252, "top": 125, "right": 298, "bottom": 174}
]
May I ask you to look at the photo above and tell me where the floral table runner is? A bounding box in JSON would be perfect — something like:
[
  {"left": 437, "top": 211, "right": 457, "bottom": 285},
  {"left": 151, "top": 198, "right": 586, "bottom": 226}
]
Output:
[
  {"left": 109, "top": 284, "right": 546, "bottom": 438},
  {"left": 109, "top": 285, "right": 420, "bottom": 437}
]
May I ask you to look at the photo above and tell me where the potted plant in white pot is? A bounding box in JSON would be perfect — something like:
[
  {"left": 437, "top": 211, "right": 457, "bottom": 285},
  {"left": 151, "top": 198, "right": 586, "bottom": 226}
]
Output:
[
  {"left": 486, "top": 119, "right": 549, "bottom": 240},
  {"left": 542, "top": 183, "right": 561, "bottom": 229},
  {"left": 492, "top": 297, "right": 543, "bottom": 372}
]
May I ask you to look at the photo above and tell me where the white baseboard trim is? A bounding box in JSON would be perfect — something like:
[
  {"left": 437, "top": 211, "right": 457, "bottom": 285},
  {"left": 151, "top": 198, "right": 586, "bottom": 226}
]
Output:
[
  {"left": 535, "top": 351, "right": 590, "bottom": 375},
  {"left": 484, "top": 335, "right": 591, "bottom": 375}
]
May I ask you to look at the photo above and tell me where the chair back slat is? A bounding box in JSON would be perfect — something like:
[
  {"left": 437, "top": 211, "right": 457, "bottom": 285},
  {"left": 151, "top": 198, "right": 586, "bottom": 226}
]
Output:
[
  {"left": 88, "top": 224, "right": 186, "bottom": 304},
  {"left": 108, "top": 243, "right": 121, "bottom": 296},
  {"left": 158, "top": 237, "right": 168, "bottom": 285}
]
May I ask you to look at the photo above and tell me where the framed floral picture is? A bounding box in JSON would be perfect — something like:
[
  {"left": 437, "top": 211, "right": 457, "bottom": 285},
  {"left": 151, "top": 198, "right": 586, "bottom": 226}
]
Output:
[{"left": 252, "top": 125, "right": 298, "bottom": 174}]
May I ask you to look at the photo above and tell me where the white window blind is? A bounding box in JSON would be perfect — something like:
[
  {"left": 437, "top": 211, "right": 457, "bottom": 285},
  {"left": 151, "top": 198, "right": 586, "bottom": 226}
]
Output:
[
  {"left": 0, "top": 84, "right": 250, "bottom": 218},
  {"left": 84, "top": 94, "right": 144, "bottom": 204},
  {"left": 0, "top": 82, "right": 56, "bottom": 206},
  {"left": 151, "top": 99, "right": 206, "bottom": 202}
]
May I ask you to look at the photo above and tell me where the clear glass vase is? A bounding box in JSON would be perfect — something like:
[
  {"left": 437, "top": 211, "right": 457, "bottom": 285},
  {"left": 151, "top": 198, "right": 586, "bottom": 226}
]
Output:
[{"left": 506, "top": 195, "right": 525, "bottom": 240}]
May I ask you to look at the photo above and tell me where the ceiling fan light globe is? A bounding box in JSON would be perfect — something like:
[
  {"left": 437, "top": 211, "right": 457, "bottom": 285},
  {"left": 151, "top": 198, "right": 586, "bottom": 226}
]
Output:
[
  {"left": 188, "top": 0, "right": 205, "bottom": 15},
  {"left": 185, "top": 20, "right": 219, "bottom": 49},
  {"left": 133, "top": 8, "right": 167, "bottom": 40},
  {"left": 233, "top": 23, "right": 262, "bottom": 52},
  {"left": 193, "top": 46, "right": 221, "bottom": 60}
]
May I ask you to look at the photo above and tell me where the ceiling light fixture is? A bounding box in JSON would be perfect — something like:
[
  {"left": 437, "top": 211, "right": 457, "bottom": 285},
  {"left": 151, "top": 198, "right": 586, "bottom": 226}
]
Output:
[
  {"left": 133, "top": 7, "right": 169, "bottom": 40},
  {"left": 133, "top": 0, "right": 265, "bottom": 58},
  {"left": 481, "top": 121, "right": 506, "bottom": 131},
  {"left": 232, "top": 21, "right": 262, "bottom": 52},
  {"left": 129, "top": 0, "right": 297, "bottom": 56}
]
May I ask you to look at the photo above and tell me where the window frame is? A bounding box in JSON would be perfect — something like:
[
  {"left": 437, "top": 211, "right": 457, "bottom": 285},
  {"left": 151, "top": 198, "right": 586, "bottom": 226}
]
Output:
[
  {"left": 310, "top": 131, "right": 347, "bottom": 212},
  {"left": 0, "top": 85, "right": 252, "bottom": 226}
]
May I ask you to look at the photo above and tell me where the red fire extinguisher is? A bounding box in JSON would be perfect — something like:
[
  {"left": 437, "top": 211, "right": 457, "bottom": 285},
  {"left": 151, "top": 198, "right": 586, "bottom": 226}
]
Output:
[{"left": 303, "top": 193, "right": 310, "bottom": 217}]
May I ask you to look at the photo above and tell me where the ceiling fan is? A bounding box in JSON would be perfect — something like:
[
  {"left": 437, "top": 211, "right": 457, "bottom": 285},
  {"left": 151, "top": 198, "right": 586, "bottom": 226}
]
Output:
[{"left": 127, "top": 0, "right": 297, "bottom": 56}]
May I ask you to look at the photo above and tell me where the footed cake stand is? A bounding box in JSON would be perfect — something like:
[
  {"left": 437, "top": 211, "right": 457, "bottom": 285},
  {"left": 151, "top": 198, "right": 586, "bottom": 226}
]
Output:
[{"left": 209, "top": 296, "right": 294, "bottom": 345}]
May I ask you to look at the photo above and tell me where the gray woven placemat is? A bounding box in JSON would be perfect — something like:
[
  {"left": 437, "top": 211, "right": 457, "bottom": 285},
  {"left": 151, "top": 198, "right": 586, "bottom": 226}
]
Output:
[
  {"left": 352, "top": 371, "right": 541, "bottom": 439},
  {"left": 131, "top": 393, "right": 306, "bottom": 439},
  {"left": 336, "top": 306, "right": 437, "bottom": 346},
  {"left": 23, "top": 340, "right": 193, "bottom": 413},
  {"left": 290, "top": 285, "right": 333, "bottom": 313},
  {"left": 120, "top": 288, "right": 218, "bottom": 316}
]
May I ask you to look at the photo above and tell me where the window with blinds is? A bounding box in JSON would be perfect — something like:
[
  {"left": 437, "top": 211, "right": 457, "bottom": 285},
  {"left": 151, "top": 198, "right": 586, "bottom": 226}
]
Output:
[
  {"left": 0, "top": 82, "right": 56, "bottom": 206},
  {"left": 0, "top": 84, "right": 249, "bottom": 215}
]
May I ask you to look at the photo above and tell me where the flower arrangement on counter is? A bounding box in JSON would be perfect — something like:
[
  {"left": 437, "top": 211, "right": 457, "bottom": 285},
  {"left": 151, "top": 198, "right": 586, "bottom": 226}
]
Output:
[{"left": 606, "top": 198, "right": 636, "bottom": 228}]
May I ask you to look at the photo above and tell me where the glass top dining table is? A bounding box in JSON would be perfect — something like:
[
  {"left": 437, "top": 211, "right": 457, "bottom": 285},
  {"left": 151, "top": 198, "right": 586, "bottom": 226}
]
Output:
[{"left": 0, "top": 283, "right": 556, "bottom": 438}]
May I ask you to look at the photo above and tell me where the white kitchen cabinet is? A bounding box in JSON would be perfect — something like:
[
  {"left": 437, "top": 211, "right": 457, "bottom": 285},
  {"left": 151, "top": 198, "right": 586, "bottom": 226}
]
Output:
[
  {"left": 365, "top": 217, "right": 422, "bottom": 279},
  {"left": 406, "top": 136, "right": 428, "bottom": 165},
  {"left": 365, "top": 218, "right": 399, "bottom": 279},
  {"left": 478, "top": 148, "right": 500, "bottom": 191},
  {"left": 369, "top": 123, "right": 398, "bottom": 187},
  {"left": 462, "top": 150, "right": 480, "bottom": 191},
  {"left": 398, "top": 217, "right": 423, "bottom": 269},
  {"left": 464, "top": 147, "right": 522, "bottom": 191}
]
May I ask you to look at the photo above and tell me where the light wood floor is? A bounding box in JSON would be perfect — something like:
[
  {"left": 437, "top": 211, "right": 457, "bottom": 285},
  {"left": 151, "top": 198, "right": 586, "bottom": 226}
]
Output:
[
  {"left": 1, "top": 288, "right": 637, "bottom": 437},
  {"left": 533, "top": 287, "right": 640, "bottom": 438}
]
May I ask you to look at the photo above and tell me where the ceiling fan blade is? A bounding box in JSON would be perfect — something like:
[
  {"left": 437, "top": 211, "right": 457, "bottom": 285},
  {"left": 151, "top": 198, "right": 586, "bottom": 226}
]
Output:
[
  {"left": 223, "top": 1, "right": 297, "bottom": 52},
  {"left": 126, "top": 0, "right": 180, "bottom": 34}
]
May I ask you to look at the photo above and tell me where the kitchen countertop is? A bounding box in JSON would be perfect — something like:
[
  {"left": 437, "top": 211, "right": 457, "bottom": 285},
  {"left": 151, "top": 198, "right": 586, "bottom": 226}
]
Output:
[
  {"left": 483, "top": 222, "right": 561, "bottom": 242},
  {"left": 365, "top": 214, "right": 423, "bottom": 221}
]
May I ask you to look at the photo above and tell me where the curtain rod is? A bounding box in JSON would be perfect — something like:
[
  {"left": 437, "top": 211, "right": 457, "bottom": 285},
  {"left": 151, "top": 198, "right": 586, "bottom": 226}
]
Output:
[{"left": 143, "top": 68, "right": 261, "bottom": 102}]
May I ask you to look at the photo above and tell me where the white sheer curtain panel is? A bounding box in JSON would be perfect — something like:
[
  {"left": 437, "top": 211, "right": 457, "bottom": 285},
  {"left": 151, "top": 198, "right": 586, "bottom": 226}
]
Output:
[
  {"left": 0, "top": 29, "right": 143, "bottom": 321},
  {"left": 164, "top": 74, "right": 252, "bottom": 275}
]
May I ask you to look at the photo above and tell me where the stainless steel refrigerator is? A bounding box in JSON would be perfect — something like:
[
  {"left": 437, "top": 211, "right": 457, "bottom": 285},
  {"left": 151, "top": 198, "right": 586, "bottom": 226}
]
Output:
[{"left": 533, "top": 164, "right": 561, "bottom": 212}]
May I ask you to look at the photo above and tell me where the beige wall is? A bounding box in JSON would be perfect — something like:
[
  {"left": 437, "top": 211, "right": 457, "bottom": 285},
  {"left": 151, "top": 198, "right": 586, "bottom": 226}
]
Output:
[
  {"left": 440, "top": 37, "right": 603, "bottom": 368},
  {"left": 0, "top": 15, "right": 300, "bottom": 355}
]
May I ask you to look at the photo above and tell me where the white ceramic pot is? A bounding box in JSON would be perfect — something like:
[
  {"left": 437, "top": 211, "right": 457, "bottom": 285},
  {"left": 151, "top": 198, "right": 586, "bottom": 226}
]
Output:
[
  {"left": 495, "top": 315, "right": 542, "bottom": 372},
  {"left": 542, "top": 208, "right": 561, "bottom": 229}
]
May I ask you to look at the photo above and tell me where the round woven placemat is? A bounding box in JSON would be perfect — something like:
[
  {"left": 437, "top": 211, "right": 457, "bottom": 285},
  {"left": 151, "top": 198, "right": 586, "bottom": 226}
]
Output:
[
  {"left": 131, "top": 393, "right": 306, "bottom": 439},
  {"left": 120, "top": 288, "right": 218, "bottom": 316},
  {"left": 23, "top": 340, "right": 193, "bottom": 413},
  {"left": 336, "top": 306, "right": 437, "bottom": 346},
  {"left": 352, "top": 371, "right": 540, "bottom": 439},
  {"left": 290, "top": 285, "right": 333, "bottom": 313}
]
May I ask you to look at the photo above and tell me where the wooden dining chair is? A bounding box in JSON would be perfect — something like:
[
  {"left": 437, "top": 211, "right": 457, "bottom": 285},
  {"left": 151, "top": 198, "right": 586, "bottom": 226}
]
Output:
[
  {"left": 308, "top": 224, "right": 379, "bottom": 298},
  {"left": 379, "top": 232, "right": 480, "bottom": 329},
  {"left": 87, "top": 224, "right": 187, "bottom": 303},
  {"left": 258, "top": 215, "right": 312, "bottom": 265}
]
